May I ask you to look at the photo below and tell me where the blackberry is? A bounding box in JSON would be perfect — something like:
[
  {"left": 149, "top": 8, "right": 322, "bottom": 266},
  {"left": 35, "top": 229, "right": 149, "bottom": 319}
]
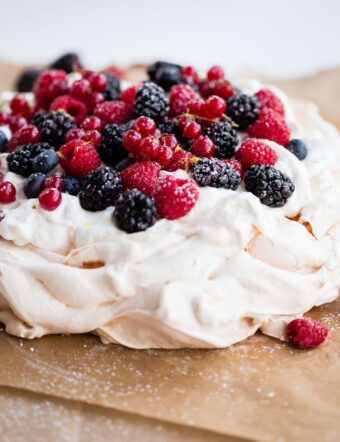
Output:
[
  {"left": 50, "top": 52, "right": 83, "bottom": 73},
  {"left": 158, "top": 120, "right": 191, "bottom": 150},
  {"left": 205, "top": 120, "right": 239, "bottom": 159},
  {"left": 192, "top": 157, "right": 241, "bottom": 190},
  {"left": 98, "top": 124, "right": 128, "bottom": 166},
  {"left": 79, "top": 167, "right": 122, "bottom": 211},
  {"left": 114, "top": 189, "right": 157, "bottom": 233},
  {"left": 115, "top": 156, "right": 135, "bottom": 172},
  {"left": 103, "top": 72, "right": 121, "bottom": 101},
  {"left": 245, "top": 164, "right": 295, "bottom": 207},
  {"left": 134, "top": 82, "right": 169, "bottom": 123},
  {"left": 285, "top": 139, "right": 308, "bottom": 161},
  {"left": 0, "top": 130, "right": 8, "bottom": 153},
  {"left": 61, "top": 175, "right": 81, "bottom": 196},
  {"left": 33, "top": 111, "right": 75, "bottom": 148},
  {"left": 147, "top": 61, "right": 182, "bottom": 92},
  {"left": 16, "top": 69, "right": 42, "bottom": 92},
  {"left": 7, "top": 143, "right": 50, "bottom": 177},
  {"left": 226, "top": 93, "right": 260, "bottom": 130}
]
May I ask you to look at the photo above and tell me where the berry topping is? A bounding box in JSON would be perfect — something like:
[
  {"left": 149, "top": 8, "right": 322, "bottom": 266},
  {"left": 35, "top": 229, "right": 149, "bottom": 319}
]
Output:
[
  {"left": 7, "top": 124, "right": 41, "bottom": 153},
  {"left": 59, "top": 140, "right": 101, "bottom": 178},
  {"left": 120, "top": 161, "right": 161, "bottom": 197},
  {"left": 166, "top": 148, "right": 196, "bottom": 172},
  {"left": 147, "top": 61, "right": 182, "bottom": 91},
  {"left": 61, "top": 174, "right": 81, "bottom": 195},
  {"left": 207, "top": 65, "right": 225, "bottom": 82},
  {"left": 102, "top": 72, "right": 121, "bottom": 101},
  {"left": 39, "top": 188, "right": 62, "bottom": 211},
  {"left": 255, "top": 88, "right": 285, "bottom": 117},
  {"left": 65, "top": 127, "right": 86, "bottom": 143},
  {"left": 114, "top": 189, "right": 157, "bottom": 233},
  {"left": 223, "top": 159, "right": 244, "bottom": 177},
  {"left": 7, "top": 142, "right": 50, "bottom": 177},
  {"left": 10, "top": 94, "right": 31, "bottom": 119},
  {"left": 33, "top": 70, "right": 69, "bottom": 110},
  {"left": 191, "top": 136, "right": 215, "bottom": 158},
  {"left": 98, "top": 124, "right": 128, "bottom": 167},
  {"left": 213, "top": 80, "right": 234, "bottom": 100},
  {"left": 156, "top": 146, "right": 174, "bottom": 167},
  {"left": 139, "top": 136, "right": 161, "bottom": 159},
  {"left": 154, "top": 174, "right": 199, "bottom": 220},
  {"left": 83, "top": 130, "right": 102, "bottom": 147},
  {"left": 226, "top": 93, "right": 261, "bottom": 130},
  {"left": 181, "top": 66, "right": 199, "bottom": 85},
  {"left": 133, "top": 116, "right": 156, "bottom": 136},
  {"left": 115, "top": 157, "right": 135, "bottom": 172},
  {"left": 16, "top": 69, "right": 42, "bottom": 93},
  {"left": 44, "top": 175, "right": 64, "bottom": 191},
  {"left": 70, "top": 79, "right": 91, "bottom": 101},
  {"left": 244, "top": 164, "right": 295, "bottom": 207},
  {"left": 32, "top": 111, "right": 75, "bottom": 148},
  {"left": 204, "top": 95, "right": 226, "bottom": 118},
  {"left": 122, "top": 130, "right": 142, "bottom": 153},
  {"left": 192, "top": 157, "right": 241, "bottom": 190},
  {"left": 79, "top": 167, "right": 122, "bottom": 211},
  {"left": 88, "top": 72, "right": 108, "bottom": 93},
  {"left": 205, "top": 120, "right": 238, "bottom": 159},
  {"left": 32, "top": 149, "right": 59, "bottom": 174},
  {"left": 286, "top": 318, "right": 328, "bottom": 349},
  {"left": 8, "top": 115, "right": 28, "bottom": 133},
  {"left": 285, "top": 139, "right": 308, "bottom": 160},
  {"left": 49, "top": 95, "right": 87, "bottom": 124},
  {"left": 24, "top": 173, "right": 46, "bottom": 199},
  {"left": 134, "top": 82, "right": 169, "bottom": 123},
  {"left": 120, "top": 83, "right": 143, "bottom": 106},
  {"left": 50, "top": 52, "right": 83, "bottom": 73},
  {"left": 247, "top": 108, "right": 290, "bottom": 146},
  {"left": 235, "top": 139, "right": 278, "bottom": 170},
  {"left": 169, "top": 84, "right": 199, "bottom": 118},
  {"left": 158, "top": 119, "right": 191, "bottom": 150},
  {"left": 94, "top": 100, "right": 133, "bottom": 125},
  {"left": 182, "top": 121, "right": 202, "bottom": 139},
  {"left": 81, "top": 116, "right": 103, "bottom": 132},
  {"left": 0, "top": 181, "right": 16, "bottom": 204}
]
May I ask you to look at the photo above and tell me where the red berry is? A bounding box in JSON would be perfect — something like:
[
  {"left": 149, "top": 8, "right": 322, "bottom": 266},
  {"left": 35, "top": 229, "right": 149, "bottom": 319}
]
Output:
[
  {"left": 50, "top": 95, "right": 87, "bottom": 124},
  {"left": 0, "top": 172, "right": 4, "bottom": 183},
  {"left": 198, "top": 80, "right": 214, "bottom": 98},
  {"left": 207, "top": 65, "right": 225, "bottom": 82},
  {"left": 247, "top": 108, "right": 290, "bottom": 146},
  {"left": 65, "top": 127, "right": 86, "bottom": 143},
  {"left": 70, "top": 79, "right": 91, "bottom": 101},
  {"left": 255, "top": 88, "right": 285, "bottom": 117},
  {"left": 83, "top": 130, "right": 102, "bottom": 147},
  {"left": 223, "top": 159, "right": 244, "bottom": 177},
  {"left": 191, "top": 136, "right": 215, "bottom": 158},
  {"left": 39, "top": 188, "right": 62, "bottom": 211},
  {"left": 44, "top": 175, "right": 64, "bottom": 191},
  {"left": 94, "top": 100, "right": 133, "bottom": 125},
  {"left": 120, "top": 83, "right": 142, "bottom": 106},
  {"left": 7, "top": 114, "right": 27, "bottom": 133},
  {"left": 169, "top": 84, "right": 199, "bottom": 118},
  {"left": 120, "top": 161, "right": 161, "bottom": 197},
  {"left": 59, "top": 140, "right": 101, "bottom": 178},
  {"left": 0, "top": 112, "right": 8, "bottom": 125},
  {"left": 10, "top": 94, "right": 31, "bottom": 119},
  {"left": 156, "top": 146, "right": 173, "bottom": 167},
  {"left": 183, "top": 121, "right": 202, "bottom": 139},
  {"left": 181, "top": 66, "right": 199, "bottom": 84},
  {"left": 286, "top": 318, "right": 328, "bottom": 349},
  {"left": 82, "top": 70, "right": 95, "bottom": 80},
  {"left": 7, "top": 124, "right": 41, "bottom": 153},
  {"left": 139, "top": 136, "right": 161, "bottom": 159},
  {"left": 204, "top": 95, "right": 226, "bottom": 118},
  {"left": 0, "top": 181, "right": 16, "bottom": 204},
  {"left": 188, "top": 99, "right": 206, "bottom": 118},
  {"left": 81, "top": 116, "right": 102, "bottom": 131},
  {"left": 178, "top": 116, "right": 192, "bottom": 131},
  {"left": 159, "top": 134, "right": 178, "bottom": 151},
  {"left": 166, "top": 149, "right": 196, "bottom": 172},
  {"left": 122, "top": 130, "right": 142, "bottom": 153},
  {"left": 235, "top": 138, "right": 278, "bottom": 169},
  {"left": 133, "top": 116, "right": 156, "bottom": 136},
  {"left": 33, "top": 70, "right": 69, "bottom": 109},
  {"left": 102, "top": 65, "right": 125, "bottom": 79},
  {"left": 213, "top": 80, "right": 234, "bottom": 100},
  {"left": 85, "top": 92, "right": 104, "bottom": 113},
  {"left": 154, "top": 174, "right": 199, "bottom": 220},
  {"left": 89, "top": 73, "right": 107, "bottom": 93}
]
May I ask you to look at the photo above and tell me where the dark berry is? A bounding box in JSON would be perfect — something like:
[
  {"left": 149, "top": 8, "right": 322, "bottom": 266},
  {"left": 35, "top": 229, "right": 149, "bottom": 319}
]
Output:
[
  {"left": 245, "top": 164, "right": 295, "bottom": 207},
  {"left": 124, "top": 120, "right": 135, "bottom": 131},
  {"left": 32, "top": 149, "right": 59, "bottom": 174},
  {"left": 134, "top": 82, "right": 169, "bottom": 123},
  {"left": 205, "top": 120, "right": 238, "bottom": 159},
  {"left": 115, "top": 157, "right": 135, "bottom": 172},
  {"left": 50, "top": 52, "right": 83, "bottom": 73},
  {"left": 0, "top": 130, "right": 8, "bottom": 153},
  {"left": 7, "top": 142, "right": 50, "bottom": 177},
  {"left": 98, "top": 124, "right": 128, "bottom": 167},
  {"left": 158, "top": 119, "right": 190, "bottom": 150},
  {"left": 61, "top": 174, "right": 81, "bottom": 196},
  {"left": 114, "top": 189, "right": 157, "bottom": 233},
  {"left": 192, "top": 157, "right": 241, "bottom": 190},
  {"left": 23, "top": 173, "right": 46, "bottom": 198},
  {"left": 148, "top": 61, "right": 182, "bottom": 92},
  {"left": 103, "top": 72, "right": 121, "bottom": 101},
  {"left": 16, "top": 69, "right": 42, "bottom": 92},
  {"left": 285, "top": 139, "right": 308, "bottom": 160},
  {"left": 226, "top": 93, "right": 260, "bottom": 130},
  {"left": 79, "top": 167, "right": 122, "bottom": 211},
  {"left": 32, "top": 111, "right": 75, "bottom": 148}
]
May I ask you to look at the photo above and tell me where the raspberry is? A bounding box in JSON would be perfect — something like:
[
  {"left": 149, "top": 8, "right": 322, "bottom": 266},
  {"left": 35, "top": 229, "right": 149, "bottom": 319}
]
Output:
[
  {"left": 32, "top": 111, "right": 75, "bottom": 148},
  {"left": 49, "top": 95, "right": 87, "bottom": 124},
  {"left": 120, "top": 83, "right": 142, "bottom": 106},
  {"left": 0, "top": 181, "right": 16, "bottom": 204},
  {"left": 98, "top": 124, "right": 127, "bottom": 166},
  {"left": 7, "top": 142, "right": 50, "bottom": 177},
  {"left": 205, "top": 120, "right": 238, "bottom": 159},
  {"left": 16, "top": 69, "right": 42, "bottom": 93},
  {"left": 192, "top": 157, "right": 240, "bottom": 190},
  {"left": 247, "top": 108, "right": 291, "bottom": 146},
  {"left": 120, "top": 161, "right": 161, "bottom": 197},
  {"left": 154, "top": 173, "right": 199, "bottom": 220},
  {"left": 226, "top": 93, "right": 261, "bottom": 130},
  {"left": 147, "top": 61, "right": 182, "bottom": 91},
  {"left": 59, "top": 140, "right": 101, "bottom": 178},
  {"left": 286, "top": 318, "right": 328, "bottom": 349},
  {"left": 85, "top": 92, "right": 104, "bottom": 113},
  {"left": 94, "top": 100, "right": 133, "bottom": 125},
  {"left": 39, "top": 188, "right": 62, "bottom": 211},
  {"left": 235, "top": 139, "right": 278, "bottom": 169},
  {"left": 102, "top": 72, "right": 121, "bottom": 101},
  {"left": 7, "top": 124, "right": 41, "bottom": 153},
  {"left": 166, "top": 148, "right": 196, "bottom": 172},
  {"left": 33, "top": 70, "right": 69, "bottom": 110},
  {"left": 70, "top": 79, "right": 91, "bottom": 101},
  {"left": 224, "top": 159, "right": 244, "bottom": 177},
  {"left": 50, "top": 52, "right": 83, "bottom": 73},
  {"left": 255, "top": 88, "right": 285, "bottom": 117},
  {"left": 181, "top": 66, "right": 199, "bottom": 85},
  {"left": 134, "top": 82, "right": 169, "bottom": 123},
  {"left": 285, "top": 139, "right": 308, "bottom": 161},
  {"left": 114, "top": 189, "right": 157, "bottom": 233},
  {"left": 169, "top": 84, "right": 199, "bottom": 118}
]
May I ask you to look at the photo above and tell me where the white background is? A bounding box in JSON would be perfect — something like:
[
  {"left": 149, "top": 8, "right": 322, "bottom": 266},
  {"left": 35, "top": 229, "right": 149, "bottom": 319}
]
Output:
[{"left": 0, "top": 0, "right": 339, "bottom": 77}]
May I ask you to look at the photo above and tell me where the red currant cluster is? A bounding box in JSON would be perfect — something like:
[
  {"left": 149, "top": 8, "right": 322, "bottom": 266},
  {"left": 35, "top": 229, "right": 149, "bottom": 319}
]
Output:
[
  {"left": 70, "top": 70, "right": 107, "bottom": 112},
  {"left": 65, "top": 116, "right": 102, "bottom": 147},
  {"left": 198, "top": 65, "right": 234, "bottom": 100},
  {"left": 0, "top": 94, "right": 33, "bottom": 134}
]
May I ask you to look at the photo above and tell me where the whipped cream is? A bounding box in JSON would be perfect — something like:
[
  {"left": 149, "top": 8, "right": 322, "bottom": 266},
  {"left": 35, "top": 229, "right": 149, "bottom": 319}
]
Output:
[{"left": 0, "top": 79, "right": 339, "bottom": 348}]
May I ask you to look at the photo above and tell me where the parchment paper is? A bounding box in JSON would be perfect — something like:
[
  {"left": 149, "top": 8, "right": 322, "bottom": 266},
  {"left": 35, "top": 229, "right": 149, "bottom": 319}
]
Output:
[{"left": 0, "top": 62, "right": 339, "bottom": 442}]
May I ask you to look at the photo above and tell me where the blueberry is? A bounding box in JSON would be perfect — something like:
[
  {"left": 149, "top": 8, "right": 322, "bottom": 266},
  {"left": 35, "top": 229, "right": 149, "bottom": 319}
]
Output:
[
  {"left": 285, "top": 139, "right": 307, "bottom": 161},
  {"left": 24, "top": 173, "right": 46, "bottom": 199},
  {"left": 61, "top": 174, "right": 81, "bottom": 196},
  {"left": 0, "top": 130, "right": 8, "bottom": 153},
  {"left": 115, "top": 157, "right": 134, "bottom": 172},
  {"left": 32, "top": 149, "right": 59, "bottom": 174}
]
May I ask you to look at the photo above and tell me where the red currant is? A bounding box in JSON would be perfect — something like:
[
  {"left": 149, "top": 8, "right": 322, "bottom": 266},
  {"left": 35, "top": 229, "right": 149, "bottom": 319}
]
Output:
[
  {"left": 154, "top": 128, "right": 161, "bottom": 138},
  {"left": 139, "top": 136, "right": 161, "bottom": 159},
  {"left": 181, "top": 66, "right": 199, "bottom": 84},
  {"left": 89, "top": 73, "right": 107, "bottom": 93},
  {"left": 70, "top": 79, "right": 91, "bottom": 101},
  {"left": 204, "top": 95, "right": 226, "bottom": 118},
  {"left": 191, "top": 136, "right": 215, "bottom": 158},
  {"left": 159, "top": 134, "right": 178, "bottom": 151},
  {"left": 156, "top": 146, "right": 173, "bottom": 166},
  {"left": 85, "top": 92, "right": 104, "bottom": 113},
  {"left": 198, "top": 81, "right": 214, "bottom": 98},
  {"left": 7, "top": 124, "right": 41, "bottom": 152},
  {"left": 120, "top": 84, "right": 142, "bottom": 106},
  {"left": 44, "top": 175, "right": 64, "bottom": 191},
  {"left": 82, "top": 70, "right": 95, "bottom": 80},
  {"left": 65, "top": 128, "right": 86, "bottom": 142},
  {"left": 183, "top": 121, "right": 202, "bottom": 139},
  {"left": 207, "top": 65, "right": 225, "bottom": 82},
  {"left": 81, "top": 116, "right": 102, "bottom": 131},
  {"left": 10, "top": 95, "right": 31, "bottom": 119},
  {"left": 133, "top": 117, "right": 156, "bottom": 137},
  {"left": 178, "top": 116, "right": 192, "bottom": 131},
  {"left": 213, "top": 81, "right": 234, "bottom": 100},
  {"left": 39, "top": 188, "right": 62, "bottom": 211},
  {"left": 0, "top": 181, "right": 16, "bottom": 203},
  {"left": 8, "top": 114, "right": 27, "bottom": 133},
  {"left": 122, "top": 130, "right": 142, "bottom": 153},
  {"left": 188, "top": 99, "right": 206, "bottom": 118},
  {"left": 83, "top": 130, "right": 102, "bottom": 147}
]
